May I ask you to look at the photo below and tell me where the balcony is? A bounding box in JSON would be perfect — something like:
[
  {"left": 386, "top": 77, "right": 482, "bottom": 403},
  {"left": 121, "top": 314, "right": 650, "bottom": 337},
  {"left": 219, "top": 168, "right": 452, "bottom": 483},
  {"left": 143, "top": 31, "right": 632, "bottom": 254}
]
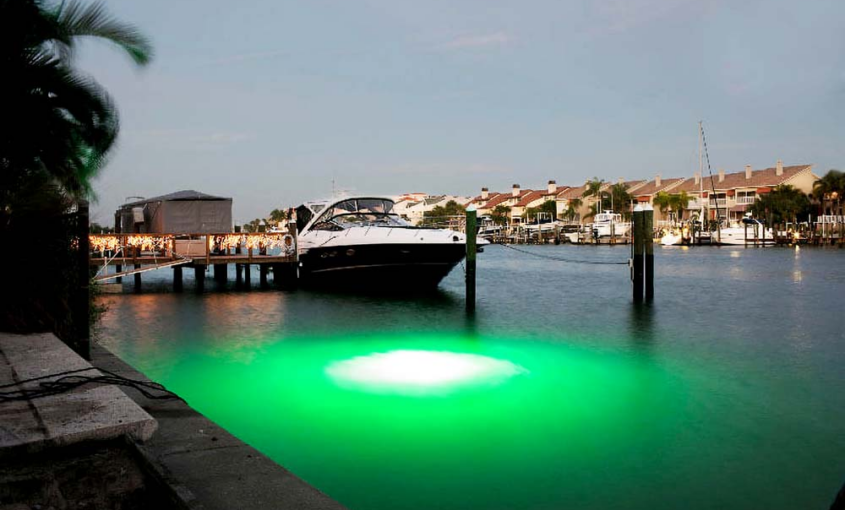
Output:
[{"left": 736, "top": 196, "right": 756, "bottom": 205}]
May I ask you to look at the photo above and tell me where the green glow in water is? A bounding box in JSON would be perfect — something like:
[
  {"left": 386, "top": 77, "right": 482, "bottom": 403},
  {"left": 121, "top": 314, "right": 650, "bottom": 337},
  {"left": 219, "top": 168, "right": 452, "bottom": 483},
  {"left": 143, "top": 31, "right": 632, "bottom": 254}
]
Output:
[{"left": 143, "top": 332, "right": 694, "bottom": 510}]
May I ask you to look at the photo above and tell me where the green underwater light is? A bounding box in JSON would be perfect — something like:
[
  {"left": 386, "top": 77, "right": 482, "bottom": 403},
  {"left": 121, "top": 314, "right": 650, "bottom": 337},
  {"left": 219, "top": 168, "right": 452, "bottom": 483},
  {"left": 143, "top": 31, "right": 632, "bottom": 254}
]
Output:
[{"left": 325, "top": 349, "right": 527, "bottom": 395}]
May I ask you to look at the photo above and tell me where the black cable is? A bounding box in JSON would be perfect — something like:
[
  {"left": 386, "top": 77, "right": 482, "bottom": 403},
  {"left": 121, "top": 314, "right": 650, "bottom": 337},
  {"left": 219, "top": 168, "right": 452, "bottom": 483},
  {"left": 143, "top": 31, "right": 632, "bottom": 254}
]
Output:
[
  {"left": 0, "top": 367, "right": 183, "bottom": 403},
  {"left": 491, "top": 242, "right": 629, "bottom": 265}
]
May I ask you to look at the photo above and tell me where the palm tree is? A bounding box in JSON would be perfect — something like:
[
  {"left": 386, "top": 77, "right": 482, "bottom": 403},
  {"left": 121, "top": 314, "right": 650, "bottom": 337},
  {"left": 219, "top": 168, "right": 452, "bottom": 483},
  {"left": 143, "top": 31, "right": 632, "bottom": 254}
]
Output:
[
  {"left": 583, "top": 178, "right": 606, "bottom": 211},
  {"left": 669, "top": 191, "right": 692, "bottom": 220},
  {"left": 562, "top": 198, "right": 582, "bottom": 222},
  {"left": 608, "top": 183, "right": 633, "bottom": 220},
  {"left": 1, "top": 0, "right": 153, "bottom": 200},
  {"left": 813, "top": 170, "right": 844, "bottom": 216},
  {"left": 652, "top": 191, "right": 672, "bottom": 218}
]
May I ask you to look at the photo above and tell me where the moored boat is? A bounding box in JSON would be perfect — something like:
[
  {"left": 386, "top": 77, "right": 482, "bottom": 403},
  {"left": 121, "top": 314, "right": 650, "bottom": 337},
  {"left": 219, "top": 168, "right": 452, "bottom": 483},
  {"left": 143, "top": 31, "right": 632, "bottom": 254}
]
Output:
[{"left": 294, "top": 196, "right": 483, "bottom": 289}]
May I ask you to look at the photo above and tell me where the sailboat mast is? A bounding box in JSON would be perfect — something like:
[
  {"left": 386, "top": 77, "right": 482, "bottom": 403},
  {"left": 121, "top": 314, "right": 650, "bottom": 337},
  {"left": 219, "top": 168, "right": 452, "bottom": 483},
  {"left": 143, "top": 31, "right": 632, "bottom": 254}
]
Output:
[{"left": 698, "top": 122, "right": 704, "bottom": 222}]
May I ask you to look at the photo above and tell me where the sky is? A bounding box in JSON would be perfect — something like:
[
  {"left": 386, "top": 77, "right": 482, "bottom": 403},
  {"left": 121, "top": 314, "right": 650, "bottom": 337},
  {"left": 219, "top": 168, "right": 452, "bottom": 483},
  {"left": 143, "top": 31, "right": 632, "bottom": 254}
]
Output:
[{"left": 79, "top": 0, "right": 845, "bottom": 226}]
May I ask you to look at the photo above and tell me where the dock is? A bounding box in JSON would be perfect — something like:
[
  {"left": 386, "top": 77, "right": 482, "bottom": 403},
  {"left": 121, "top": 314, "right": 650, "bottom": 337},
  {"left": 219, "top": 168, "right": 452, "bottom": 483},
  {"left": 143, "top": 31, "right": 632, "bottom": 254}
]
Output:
[{"left": 89, "top": 231, "right": 298, "bottom": 291}]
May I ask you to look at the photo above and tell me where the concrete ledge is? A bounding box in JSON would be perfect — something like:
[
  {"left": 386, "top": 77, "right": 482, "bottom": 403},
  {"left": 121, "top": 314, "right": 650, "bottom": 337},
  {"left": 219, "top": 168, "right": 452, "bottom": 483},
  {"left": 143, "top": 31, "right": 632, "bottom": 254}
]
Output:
[
  {"left": 91, "top": 344, "right": 347, "bottom": 510},
  {"left": 0, "top": 333, "right": 157, "bottom": 456}
]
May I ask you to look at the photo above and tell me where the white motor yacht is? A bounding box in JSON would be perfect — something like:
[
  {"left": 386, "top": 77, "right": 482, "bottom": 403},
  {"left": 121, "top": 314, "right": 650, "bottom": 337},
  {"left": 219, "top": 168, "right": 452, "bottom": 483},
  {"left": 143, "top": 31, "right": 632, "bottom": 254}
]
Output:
[
  {"left": 294, "top": 196, "right": 484, "bottom": 289},
  {"left": 713, "top": 216, "right": 774, "bottom": 246}
]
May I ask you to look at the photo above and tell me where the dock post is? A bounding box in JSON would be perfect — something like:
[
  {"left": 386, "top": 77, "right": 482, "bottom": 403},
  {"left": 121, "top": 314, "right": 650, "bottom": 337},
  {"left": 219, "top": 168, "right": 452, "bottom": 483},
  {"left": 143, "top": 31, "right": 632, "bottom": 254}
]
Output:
[
  {"left": 235, "top": 264, "right": 243, "bottom": 287},
  {"left": 632, "top": 205, "right": 644, "bottom": 303},
  {"left": 259, "top": 264, "right": 268, "bottom": 288},
  {"left": 466, "top": 206, "right": 477, "bottom": 313},
  {"left": 644, "top": 204, "right": 654, "bottom": 302},
  {"left": 173, "top": 265, "right": 183, "bottom": 292},
  {"left": 194, "top": 265, "right": 205, "bottom": 292},
  {"left": 214, "top": 263, "right": 227, "bottom": 286},
  {"left": 244, "top": 263, "right": 251, "bottom": 288},
  {"left": 115, "top": 263, "right": 122, "bottom": 284}
]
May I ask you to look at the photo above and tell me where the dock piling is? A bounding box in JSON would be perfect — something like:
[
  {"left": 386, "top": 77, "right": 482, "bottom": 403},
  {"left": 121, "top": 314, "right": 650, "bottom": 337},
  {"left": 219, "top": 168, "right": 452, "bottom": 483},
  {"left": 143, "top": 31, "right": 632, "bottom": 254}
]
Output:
[
  {"left": 644, "top": 204, "right": 654, "bottom": 301},
  {"left": 632, "top": 205, "right": 644, "bottom": 303},
  {"left": 173, "top": 265, "right": 183, "bottom": 292},
  {"left": 194, "top": 266, "right": 205, "bottom": 292},
  {"left": 466, "top": 207, "right": 477, "bottom": 313}
]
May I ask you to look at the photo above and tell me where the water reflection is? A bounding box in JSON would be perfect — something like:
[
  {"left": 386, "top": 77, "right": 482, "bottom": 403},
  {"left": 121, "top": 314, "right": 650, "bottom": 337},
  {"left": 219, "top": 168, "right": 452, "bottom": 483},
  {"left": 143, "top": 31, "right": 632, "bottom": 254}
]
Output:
[{"left": 628, "top": 303, "right": 655, "bottom": 346}]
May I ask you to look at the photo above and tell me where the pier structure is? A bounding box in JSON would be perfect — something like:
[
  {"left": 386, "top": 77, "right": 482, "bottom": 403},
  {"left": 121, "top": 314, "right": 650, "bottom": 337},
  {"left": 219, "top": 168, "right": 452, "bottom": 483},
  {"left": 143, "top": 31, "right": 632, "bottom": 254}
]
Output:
[{"left": 89, "top": 231, "right": 298, "bottom": 292}]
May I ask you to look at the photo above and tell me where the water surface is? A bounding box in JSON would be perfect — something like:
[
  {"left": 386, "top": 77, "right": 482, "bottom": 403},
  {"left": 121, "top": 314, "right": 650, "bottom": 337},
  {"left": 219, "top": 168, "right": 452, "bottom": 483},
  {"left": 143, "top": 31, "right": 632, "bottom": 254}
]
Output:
[{"left": 97, "top": 245, "right": 845, "bottom": 509}]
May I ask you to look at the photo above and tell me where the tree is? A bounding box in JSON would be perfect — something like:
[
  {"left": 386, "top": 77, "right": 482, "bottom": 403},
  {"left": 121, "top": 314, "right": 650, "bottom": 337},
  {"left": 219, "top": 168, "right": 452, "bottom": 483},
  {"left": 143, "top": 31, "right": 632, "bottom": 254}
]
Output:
[
  {"left": 1, "top": 0, "right": 153, "bottom": 201},
  {"left": 268, "top": 208, "right": 287, "bottom": 226},
  {"left": 490, "top": 205, "right": 511, "bottom": 226},
  {"left": 652, "top": 191, "right": 691, "bottom": 224},
  {"left": 608, "top": 183, "right": 633, "bottom": 220},
  {"left": 582, "top": 178, "right": 606, "bottom": 213},
  {"left": 0, "top": 0, "right": 151, "bottom": 339},
  {"left": 562, "top": 198, "right": 582, "bottom": 222},
  {"left": 812, "top": 170, "right": 845, "bottom": 216},
  {"left": 421, "top": 200, "right": 465, "bottom": 227},
  {"left": 751, "top": 185, "right": 812, "bottom": 225},
  {"left": 525, "top": 200, "right": 557, "bottom": 222}
]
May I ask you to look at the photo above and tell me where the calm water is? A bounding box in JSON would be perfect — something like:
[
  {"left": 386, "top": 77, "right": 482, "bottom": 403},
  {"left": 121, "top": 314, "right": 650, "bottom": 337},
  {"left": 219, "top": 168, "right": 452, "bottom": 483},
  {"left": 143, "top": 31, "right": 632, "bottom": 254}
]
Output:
[{"left": 96, "top": 245, "right": 845, "bottom": 510}]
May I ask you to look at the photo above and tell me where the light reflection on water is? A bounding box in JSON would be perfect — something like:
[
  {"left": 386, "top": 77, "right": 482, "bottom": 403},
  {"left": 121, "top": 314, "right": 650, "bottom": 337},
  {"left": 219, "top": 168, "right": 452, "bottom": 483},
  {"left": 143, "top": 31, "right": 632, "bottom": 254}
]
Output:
[{"left": 96, "top": 245, "right": 845, "bottom": 510}]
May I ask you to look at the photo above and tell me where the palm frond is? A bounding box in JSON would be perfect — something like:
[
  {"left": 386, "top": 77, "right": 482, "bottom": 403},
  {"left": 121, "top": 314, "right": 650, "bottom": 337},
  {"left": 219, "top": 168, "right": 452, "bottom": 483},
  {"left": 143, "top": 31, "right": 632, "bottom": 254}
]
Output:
[{"left": 54, "top": 0, "right": 153, "bottom": 65}]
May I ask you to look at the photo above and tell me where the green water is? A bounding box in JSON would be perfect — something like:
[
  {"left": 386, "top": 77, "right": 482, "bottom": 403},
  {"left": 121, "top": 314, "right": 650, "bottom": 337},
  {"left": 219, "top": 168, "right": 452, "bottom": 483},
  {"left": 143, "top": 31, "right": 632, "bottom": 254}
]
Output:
[{"left": 97, "top": 246, "right": 845, "bottom": 509}]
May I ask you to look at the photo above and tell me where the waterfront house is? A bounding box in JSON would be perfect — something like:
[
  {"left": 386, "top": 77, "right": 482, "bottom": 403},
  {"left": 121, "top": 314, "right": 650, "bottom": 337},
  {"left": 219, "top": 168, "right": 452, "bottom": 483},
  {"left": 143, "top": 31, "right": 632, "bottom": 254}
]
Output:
[
  {"left": 512, "top": 181, "right": 566, "bottom": 224},
  {"left": 632, "top": 175, "right": 686, "bottom": 223},
  {"left": 478, "top": 184, "right": 532, "bottom": 218},
  {"left": 670, "top": 161, "right": 818, "bottom": 221}
]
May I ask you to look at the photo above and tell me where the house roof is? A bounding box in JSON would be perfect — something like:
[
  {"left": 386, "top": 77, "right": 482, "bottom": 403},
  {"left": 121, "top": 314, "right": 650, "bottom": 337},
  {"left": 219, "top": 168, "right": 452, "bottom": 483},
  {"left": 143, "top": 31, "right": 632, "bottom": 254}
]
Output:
[
  {"left": 481, "top": 189, "right": 532, "bottom": 209},
  {"left": 122, "top": 190, "right": 231, "bottom": 207},
  {"left": 515, "top": 190, "right": 548, "bottom": 207},
  {"left": 633, "top": 178, "right": 685, "bottom": 197},
  {"left": 710, "top": 164, "right": 813, "bottom": 190},
  {"left": 556, "top": 185, "right": 588, "bottom": 200},
  {"left": 668, "top": 164, "right": 814, "bottom": 194}
]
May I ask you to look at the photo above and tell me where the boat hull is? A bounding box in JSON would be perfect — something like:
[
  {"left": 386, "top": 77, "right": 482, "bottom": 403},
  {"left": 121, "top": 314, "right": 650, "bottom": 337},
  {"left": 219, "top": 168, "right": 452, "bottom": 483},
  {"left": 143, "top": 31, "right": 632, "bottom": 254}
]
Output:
[{"left": 298, "top": 242, "right": 466, "bottom": 290}]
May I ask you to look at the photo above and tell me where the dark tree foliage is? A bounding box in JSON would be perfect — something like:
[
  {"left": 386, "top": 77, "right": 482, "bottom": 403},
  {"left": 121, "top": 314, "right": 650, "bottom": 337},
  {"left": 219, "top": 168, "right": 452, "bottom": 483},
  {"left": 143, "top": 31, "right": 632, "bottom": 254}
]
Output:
[
  {"left": 0, "top": 0, "right": 151, "bottom": 337},
  {"left": 750, "top": 185, "right": 812, "bottom": 224}
]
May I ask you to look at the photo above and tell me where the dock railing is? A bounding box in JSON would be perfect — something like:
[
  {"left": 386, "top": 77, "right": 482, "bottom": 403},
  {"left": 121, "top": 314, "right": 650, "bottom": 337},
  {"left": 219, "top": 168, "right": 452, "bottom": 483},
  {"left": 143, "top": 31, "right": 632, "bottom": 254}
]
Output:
[{"left": 89, "top": 231, "right": 297, "bottom": 268}]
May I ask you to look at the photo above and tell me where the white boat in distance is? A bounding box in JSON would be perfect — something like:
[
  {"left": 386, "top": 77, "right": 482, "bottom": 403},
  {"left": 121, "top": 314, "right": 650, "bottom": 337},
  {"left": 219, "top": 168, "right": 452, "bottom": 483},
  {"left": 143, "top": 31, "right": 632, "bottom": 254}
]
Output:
[
  {"left": 294, "top": 196, "right": 484, "bottom": 289},
  {"left": 713, "top": 216, "right": 774, "bottom": 246},
  {"left": 565, "top": 211, "right": 630, "bottom": 243}
]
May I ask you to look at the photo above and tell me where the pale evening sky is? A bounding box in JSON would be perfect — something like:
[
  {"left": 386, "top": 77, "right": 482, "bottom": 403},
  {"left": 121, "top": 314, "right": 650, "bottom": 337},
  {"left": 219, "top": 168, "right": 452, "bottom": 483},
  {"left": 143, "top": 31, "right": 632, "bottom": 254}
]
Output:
[{"left": 79, "top": 0, "right": 845, "bottom": 226}]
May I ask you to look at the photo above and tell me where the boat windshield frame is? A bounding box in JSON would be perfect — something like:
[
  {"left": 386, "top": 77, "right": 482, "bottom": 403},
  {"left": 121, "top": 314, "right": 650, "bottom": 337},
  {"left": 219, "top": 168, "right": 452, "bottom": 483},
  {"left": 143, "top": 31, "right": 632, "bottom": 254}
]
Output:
[{"left": 307, "top": 198, "right": 409, "bottom": 231}]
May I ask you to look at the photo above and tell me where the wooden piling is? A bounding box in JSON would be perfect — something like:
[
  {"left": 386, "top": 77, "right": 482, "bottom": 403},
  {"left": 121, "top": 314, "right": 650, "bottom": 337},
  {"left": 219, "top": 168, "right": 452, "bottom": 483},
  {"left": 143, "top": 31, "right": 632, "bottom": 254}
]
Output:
[
  {"left": 259, "top": 264, "right": 268, "bottom": 288},
  {"left": 244, "top": 263, "right": 251, "bottom": 288},
  {"left": 466, "top": 207, "right": 477, "bottom": 313},
  {"left": 644, "top": 205, "right": 654, "bottom": 302},
  {"left": 632, "top": 205, "right": 644, "bottom": 303},
  {"left": 214, "top": 263, "right": 227, "bottom": 285},
  {"left": 235, "top": 264, "right": 243, "bottom": 287},
  {"left": 194, "top": 265, "right": 205, "bottom": 292},
  {"left": 173, "top": 265, "right": 183, "bottom": 292}
]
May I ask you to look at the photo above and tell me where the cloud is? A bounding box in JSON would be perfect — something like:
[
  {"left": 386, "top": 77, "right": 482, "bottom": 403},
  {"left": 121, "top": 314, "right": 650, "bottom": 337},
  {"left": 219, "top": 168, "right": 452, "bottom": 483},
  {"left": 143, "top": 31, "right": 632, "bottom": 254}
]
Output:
[
  {"left": 436, "top": 32, "right": 514, "bottom": 51},
  {"left": 205, "top": 50, "right": 288, "bottom": 66}
]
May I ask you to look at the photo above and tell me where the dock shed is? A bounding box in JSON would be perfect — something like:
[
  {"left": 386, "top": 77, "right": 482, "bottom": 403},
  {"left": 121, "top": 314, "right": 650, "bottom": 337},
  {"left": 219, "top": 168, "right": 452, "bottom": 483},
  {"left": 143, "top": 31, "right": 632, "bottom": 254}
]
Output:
[{"left": 116, "top": 190, "right": 233, "bottom": 233}]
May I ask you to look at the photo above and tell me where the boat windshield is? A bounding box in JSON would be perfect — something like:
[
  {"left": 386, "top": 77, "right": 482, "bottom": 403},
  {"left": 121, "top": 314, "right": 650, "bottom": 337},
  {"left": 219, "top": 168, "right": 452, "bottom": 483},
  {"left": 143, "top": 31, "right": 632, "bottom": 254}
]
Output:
[{"left": 309, "top": 198, "right": 409, "bottom": 230}]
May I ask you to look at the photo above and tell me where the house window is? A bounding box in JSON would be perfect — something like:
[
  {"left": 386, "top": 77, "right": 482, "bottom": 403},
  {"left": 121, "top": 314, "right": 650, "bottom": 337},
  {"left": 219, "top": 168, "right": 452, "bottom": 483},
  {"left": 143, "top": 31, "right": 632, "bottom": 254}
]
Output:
[
  {"left": 736, "top": 191, "right": 756, "bottom": 205},
  {"left": 709, "top": 193, "right": 727, "bottom": 207}
]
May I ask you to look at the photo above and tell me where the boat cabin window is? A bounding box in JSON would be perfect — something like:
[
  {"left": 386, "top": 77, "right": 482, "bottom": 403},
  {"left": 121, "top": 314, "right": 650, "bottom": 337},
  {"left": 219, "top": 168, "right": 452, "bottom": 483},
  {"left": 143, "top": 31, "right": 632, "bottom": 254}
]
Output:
[{"left": 310, "top": 198, "right": 407, "bottom": 230}]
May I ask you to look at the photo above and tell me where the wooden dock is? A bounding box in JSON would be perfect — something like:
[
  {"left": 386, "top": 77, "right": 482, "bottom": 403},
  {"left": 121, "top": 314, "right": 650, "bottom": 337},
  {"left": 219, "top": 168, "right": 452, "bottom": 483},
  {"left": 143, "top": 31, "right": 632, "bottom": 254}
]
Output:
[{"left": 89, "top": 231, "right": 298, "bottom": 291}]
